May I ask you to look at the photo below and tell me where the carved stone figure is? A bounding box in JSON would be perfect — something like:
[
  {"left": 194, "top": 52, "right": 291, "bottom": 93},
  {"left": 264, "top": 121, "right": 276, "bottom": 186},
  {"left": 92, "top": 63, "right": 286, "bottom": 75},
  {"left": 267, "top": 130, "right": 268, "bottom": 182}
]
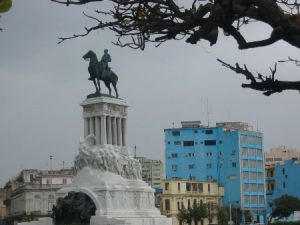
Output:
[
  {"left": 83, "top": 50, "right": 119, "bottom": 98},
  {"left": 74, "top": 135, "right": 142, "bottom": 180},
  {"left": 52, "top": 191, "right": 96, "bottom": 225}
]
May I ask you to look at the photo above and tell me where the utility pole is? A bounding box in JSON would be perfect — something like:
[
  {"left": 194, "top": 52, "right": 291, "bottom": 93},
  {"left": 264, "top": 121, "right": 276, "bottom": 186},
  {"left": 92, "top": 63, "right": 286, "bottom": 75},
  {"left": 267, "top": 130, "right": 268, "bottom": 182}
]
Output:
[{"left": 62, "top": 160, "right": 65, "bottom": 170}]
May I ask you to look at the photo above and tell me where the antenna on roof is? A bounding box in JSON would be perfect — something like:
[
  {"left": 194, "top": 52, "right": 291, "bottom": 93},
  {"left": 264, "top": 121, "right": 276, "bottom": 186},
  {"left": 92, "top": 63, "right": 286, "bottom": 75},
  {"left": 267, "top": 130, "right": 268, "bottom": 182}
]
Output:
[{"left": 207, "top": 99, "right": 210, "bottom": 127}]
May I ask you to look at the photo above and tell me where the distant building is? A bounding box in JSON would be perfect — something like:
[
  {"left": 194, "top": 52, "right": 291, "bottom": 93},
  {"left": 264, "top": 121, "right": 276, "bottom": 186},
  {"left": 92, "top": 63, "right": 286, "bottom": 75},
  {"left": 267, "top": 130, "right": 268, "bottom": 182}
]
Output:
[
  {"left": 265, "top": 145, "right": 300, "bottom": 166},
  {"left": 136, "top": 157, "right": 164, "bottom": 189},
  {"left": 160, "top": 179, "right": 224, "bottom": 225},
  {"left": 164, "top": 121, "right": 266, "bottom": 223},
  {"left": 266, "top": 159, "right": 300, "bottom": 206},
  {"left": 0, "top": 189, "right": 7, "bottom": 219},
  {"left": 3, "top": 169, "right": 75, "bottom": 222}
]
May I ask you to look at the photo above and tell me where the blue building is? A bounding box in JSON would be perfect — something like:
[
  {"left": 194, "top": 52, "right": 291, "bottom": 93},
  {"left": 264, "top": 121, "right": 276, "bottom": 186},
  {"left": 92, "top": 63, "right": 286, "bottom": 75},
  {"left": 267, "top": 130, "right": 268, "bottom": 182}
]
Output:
[
  {"left": 266, "top": 159, "right": 300, "bottom": 205},
  {"left": 164, "top": 121, "right": 266, "bottom": 223}
]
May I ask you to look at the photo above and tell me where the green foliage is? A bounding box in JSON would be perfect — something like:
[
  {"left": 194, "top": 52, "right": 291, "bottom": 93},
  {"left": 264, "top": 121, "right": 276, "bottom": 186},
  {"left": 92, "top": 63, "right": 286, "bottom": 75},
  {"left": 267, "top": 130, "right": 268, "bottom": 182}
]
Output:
[
  {"left": 177, "top": 203, "right": 208, "bottom": 225},
  {"left": 271, "top": 195, "right": 300, "bottom": 220},
  {"left": 0, "top": 0, "right": 12, "bottom": 13},
  {"left": 20, "top": 212, "right": 37, "bottom": 222},
  {"left": 272, "top": 222, "right": 300, "bottom": 225},
  {"left": 217, "top": 207, "right": 229, "bottom": 225}
]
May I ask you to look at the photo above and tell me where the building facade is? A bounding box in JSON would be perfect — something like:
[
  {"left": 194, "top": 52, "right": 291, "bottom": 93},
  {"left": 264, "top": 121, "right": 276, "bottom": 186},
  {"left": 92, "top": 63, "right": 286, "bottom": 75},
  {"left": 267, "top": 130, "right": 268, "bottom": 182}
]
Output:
[
  {"left": 0, "top": 189, "right": 7, "bottom": 220},
  {"left": 161, "top": 179, "right": 224, "bottom": 225},
  {"left": 136, "top": 157, "right": 164, "bottom": 189},
  {"left": 266, "top": 159, "right": 300, "bottom": 206},
  {"left": 4, "top": 169, "right": 74, "bottom": 222},
  {"left": 164, "top": 121, "right": 266, "bottom": 223},
  {"left": 265, "top": 145, "right": 300, "bottom": 166}
]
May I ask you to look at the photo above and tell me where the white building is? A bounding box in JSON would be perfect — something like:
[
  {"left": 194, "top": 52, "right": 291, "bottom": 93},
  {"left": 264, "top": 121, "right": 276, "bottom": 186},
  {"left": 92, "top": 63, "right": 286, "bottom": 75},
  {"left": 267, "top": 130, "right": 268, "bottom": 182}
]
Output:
[
  {"left": 4, "top": 169, "right": 75, "bottom": 221},
  {"left": 136, "top": 157, "right": 164, "bottom": 189},
  {"left": 265, "top": 145, "right": 300, "bottom": 165}
]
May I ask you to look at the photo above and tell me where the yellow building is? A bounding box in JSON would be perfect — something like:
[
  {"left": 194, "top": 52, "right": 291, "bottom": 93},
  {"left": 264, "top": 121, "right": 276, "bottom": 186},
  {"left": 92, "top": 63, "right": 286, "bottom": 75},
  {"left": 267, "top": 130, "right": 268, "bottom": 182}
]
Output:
[{"left": 161, "top": 179, "right": 224, "bottom": 225}]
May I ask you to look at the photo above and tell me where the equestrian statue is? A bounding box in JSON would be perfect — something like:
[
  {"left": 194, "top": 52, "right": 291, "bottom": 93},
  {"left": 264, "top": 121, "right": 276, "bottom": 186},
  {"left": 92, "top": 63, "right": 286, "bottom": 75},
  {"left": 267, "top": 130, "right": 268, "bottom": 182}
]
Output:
[{"left": 83, "top": 49, "right": 119, "bottom": 98}]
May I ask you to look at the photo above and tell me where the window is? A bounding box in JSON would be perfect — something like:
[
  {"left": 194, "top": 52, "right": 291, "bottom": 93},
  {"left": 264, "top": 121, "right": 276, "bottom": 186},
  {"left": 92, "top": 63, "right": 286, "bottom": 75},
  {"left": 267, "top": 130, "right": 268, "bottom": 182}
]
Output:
[
  {"left": 186, "top": 183, "right": 191, "bottom": 191},
  {"left": 48, "top": 194, "right": 55, "bottom": 211},
  {"left": 172, "top": 165, "right": 178, "bottom": 171},
  {"left": 172, "top": 131, "right": 180, "bottom": 136},
  {"left": 30, "top": 174, "right": 34, "bottom": 182},
  {"left": 204, "top": 140, "right": 216, "bottom": 146},
  {"left": 189, "top": 164, "right": 195, "bottom": 169},
  {"left": 283, "top": 182, "right": 286, "bottom": 188},
  {"left": 207, "top": 175, "right": 213, "bottom": 181},
  {"left": 205, "top": 130, "right": 213, "bottom": 134},
  {"left": 241, "top": 135, "right": 247, "bottom": 143},
  {"left": 174, "top": 141, "right": 181, "bottom": 145},
  {"left": 250, "top": 172, "right": 256, "bottom": 180},
  {"left": 177, "top": 202, "right": 180, "bottom": 210},
  {"left": 206, "top": 163, "right": 212, "bottom": 169},
  {"left": 194, "top": 130, "right": 198, "bottom": 133},
  {"left": 243, "top": 171, "right": 249, "bottom": 179},
  {"left": 46, "top": 179, "right": 52, "bottom": 185},
  {"left": 232, "top": 162, "right": 237, "bottom": 167},
  {"left": 178, "top": 183, "right": 181, "bottom": 192},
  {"left": 171, "top": 153, "right": 178, "bottom": 158},
  {"left": 188, "top": 199, "right": 191, "bottom": 209},
  {"left": 165, "top": 199, "right": 170, "bottom": 210},
  {"left": 249, "top": 148, "right": 256, "bottom": 156},
  {"left": 242, "top": 160, "right": 248, "bottom": 168},
  {"left": 243, "top": 195, "right": 249, "bottom": 204},
  {"left": 183, "top": 141, "right": 194, "bottom": 147},
  {"left": 188, "top": 153, "right": 195, "bottom": 158},
  {"left": 249, "top": 137, "right": 255, "bottom": 144},
  {"left": 63, "top": 178, "right": 67, "bottom": 184},
  {"left": 165, "top": 183, "right": 169, "bottom": 190},
  {"left": 34, "top": 195, "right": 41, "bottom": 212},
  {"left": 192, "top": 183, "right": 197, "bottom": 192},
  {"left": 251, "top": 195, "right": 258, "bottom": 204},
  {"left": 282, "top": 168, "right": 285, "bottom": 174},
  {"left": 231, "top": 150, "right": 235, "bottom": 155},
  {"left": 206, "top": 152, "right": 212, "bottom": 157},
  {"left": 257, "top": 137, "right": 262, "bottom": 145},
  {"left": 198, "top": 183, "right": 203, "bottom": 192},
  {"left": 275, "top": 157, "right": 282, "bottom": 161},
  {"left": 241, "top": 148, "right": 248, "bottom": 156},
  {"left": 208, "top": 184, "right": 211, "bottom": 192}
]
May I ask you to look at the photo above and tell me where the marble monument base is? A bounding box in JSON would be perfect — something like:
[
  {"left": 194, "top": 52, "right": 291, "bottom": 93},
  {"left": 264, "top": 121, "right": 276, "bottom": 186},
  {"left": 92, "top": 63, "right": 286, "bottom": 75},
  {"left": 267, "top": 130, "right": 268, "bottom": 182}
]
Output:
[{"left": 57, "top": 168, "right": 171, "bottom": 225}]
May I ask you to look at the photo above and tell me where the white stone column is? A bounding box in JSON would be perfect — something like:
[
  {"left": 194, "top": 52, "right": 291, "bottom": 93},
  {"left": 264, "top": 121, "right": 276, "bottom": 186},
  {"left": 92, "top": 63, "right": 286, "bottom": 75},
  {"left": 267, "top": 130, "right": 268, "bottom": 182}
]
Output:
[
  {"left": 101, "top": 115, "right": 107, "bottom": 144},
  {"left": 107, "top": 116, "right": 112, "bottom": 144},
  {"left": 89, "top": 117, "right": 94, "bottom": 136},
  {"left": 122, "top": 118, "right": 127, "bottom": 146},
  {"left": 117, "top": 118, "right": 122, "bottom": 146},
  {"left": 84, "top": 118, "right": 89, "bottom": 137},
  {"left": 95, "top": 116, "right": 100, "bottom": 144},
  {"left": 112, "top": 117, "right": 117, "bottom": 145}
]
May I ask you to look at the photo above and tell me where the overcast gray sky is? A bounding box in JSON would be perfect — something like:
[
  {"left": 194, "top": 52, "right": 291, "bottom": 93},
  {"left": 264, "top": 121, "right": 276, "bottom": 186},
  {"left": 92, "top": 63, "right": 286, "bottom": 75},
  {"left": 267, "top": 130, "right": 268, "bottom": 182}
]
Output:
[{"left": 0, "top": 0, "right": 300, "bottom": 186}]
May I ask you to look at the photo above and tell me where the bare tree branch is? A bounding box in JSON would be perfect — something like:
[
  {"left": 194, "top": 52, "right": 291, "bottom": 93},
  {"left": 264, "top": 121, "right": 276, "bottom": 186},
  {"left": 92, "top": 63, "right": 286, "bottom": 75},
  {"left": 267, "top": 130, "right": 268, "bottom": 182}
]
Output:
[{"left": 217, "top": 59, "right": 300, "bottom": 96}]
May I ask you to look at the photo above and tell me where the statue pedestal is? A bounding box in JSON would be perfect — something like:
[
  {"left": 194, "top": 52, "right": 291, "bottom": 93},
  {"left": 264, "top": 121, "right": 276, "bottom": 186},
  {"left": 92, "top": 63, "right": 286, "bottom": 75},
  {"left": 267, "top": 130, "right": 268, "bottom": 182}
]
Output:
[{"left": 57, "top": 167, "right": 171, "bottom": 225}]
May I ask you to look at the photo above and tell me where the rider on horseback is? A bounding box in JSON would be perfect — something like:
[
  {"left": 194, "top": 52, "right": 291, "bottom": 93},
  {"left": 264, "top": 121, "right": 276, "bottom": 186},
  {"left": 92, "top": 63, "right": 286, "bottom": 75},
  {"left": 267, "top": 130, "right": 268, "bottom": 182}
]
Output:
[{"left": 88, "top": 49, "right": 111, "bottom": 80}]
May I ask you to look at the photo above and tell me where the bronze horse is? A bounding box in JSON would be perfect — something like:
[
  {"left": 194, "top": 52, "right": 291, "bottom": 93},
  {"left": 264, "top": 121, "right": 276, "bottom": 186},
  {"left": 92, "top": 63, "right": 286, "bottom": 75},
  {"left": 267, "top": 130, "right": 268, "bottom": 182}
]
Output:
[{"left": 83, "top": 50, "right": 119, "bottom": 98}]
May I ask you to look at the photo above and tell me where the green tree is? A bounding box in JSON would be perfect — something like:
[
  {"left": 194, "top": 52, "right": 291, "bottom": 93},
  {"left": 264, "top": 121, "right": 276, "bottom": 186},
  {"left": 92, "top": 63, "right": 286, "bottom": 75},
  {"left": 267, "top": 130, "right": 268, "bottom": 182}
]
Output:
[
  {"left": 271, "top": 195, "right": 300, "bottom": 220},
  {"left": 52, "top": 0, "right": 300, "bottom": 95},
  {"left": 217, "top": 207, "right": 229, "bottom": 225},
  {"left": 178, "top": 208, "right": 193, "bottom": 225},
  {"left": 177, "top": 203, "right": 208, "bottom": 225},
  {"left": 191, "top": 203, "right": 208, "bottom": 225}
]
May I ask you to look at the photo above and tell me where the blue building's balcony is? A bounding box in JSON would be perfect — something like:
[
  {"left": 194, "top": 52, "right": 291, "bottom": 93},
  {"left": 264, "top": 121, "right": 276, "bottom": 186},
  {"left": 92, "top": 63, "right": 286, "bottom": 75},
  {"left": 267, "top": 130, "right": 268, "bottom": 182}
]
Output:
[
  {"left": 265, "top": 176, "right": 275, "bottom": 181},
  {"left": 266, "top": 190, "right": 274, "bottom": 195}
]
